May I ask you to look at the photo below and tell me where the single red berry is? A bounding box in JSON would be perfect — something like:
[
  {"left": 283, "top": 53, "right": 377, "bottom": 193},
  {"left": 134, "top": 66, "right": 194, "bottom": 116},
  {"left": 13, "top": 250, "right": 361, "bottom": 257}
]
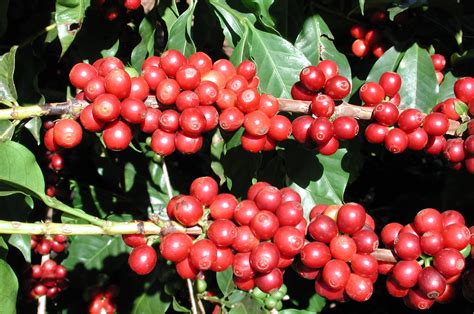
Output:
[
  {"left": 210, "top": 247, "right": 234, "bottom": 272},
  {"left": 423, "top": 112, "right": 449, "bottom": 136},
  {"left": 254, "top": 268, "right": 283, "bottom": 293},
  {"left": 364, "top": 123, "right": 388, "bottom": 144},
  {"left": 121, "top": 98, "right": 147, "bottom": 124},
  {"left": 209, "top": 193, "right": 237, "bottom": 220},
  {"left": 213, "top": 59, "right": 236, "bottom": 81},
  {"left": 418, "top": 266, "right": 446, "bottom": 299},
  {"left": 300, "top": 66, "right": 325, "bottom": 91},
  {"left": 69, "top": 63, "right": 98, "bottom": 89},
  {"left": 324, "top": 75, "right": 351, "bottom": 100},
  {"left": 258, "top": 94, "right": 279, "bottom": 118},
  {"left": 179, "top": 108, "right": 207, "bottom": 135},
  {"left": 207, "top": 219, "right": 238, "bottom": 247},
  {"left": 232, "top": 252, "right": 255, "bottom": 279},
  {"left": 392, "top": 260, "right": 422, "bottom": 288},
  {"left": 175, "top": 64, "right": 201, "bottom": 90},
  {"left": 330, "top": 235, "right": 357, "bottom": 262},
  {"left": 359, "top": 82, "right": 385, "bottom": 105},
  {"left": 420, "top": 231, "right": 444, "bottom": 256},
  {"left": 53, "top": 119, "right": 83, "bottom": 149},
  {"left": 352, "top": 39, "right": 369, "bottom": 58},
  {"left": 291, "top": 81, "right": 317, "bottom": 101},
  {"left": 404, "top": 288, "right": 435, "bottom": 310},
  {"left": 99, "top": 57, "right": 124, "bottom": 77},
  {"left": 92, "top": 93, "right": 121, "bottom": 122},
  {"left": 352, "top": 229, "right": 379, "bottom": 253},
  {"left": 232, "top": 226, "right": 259, "bottom": 253},
  {"left": 322, "top": 259, "right": 351, "bottom": 290},
  {"left": 442, "top": 210, "right": 465, "bottom": 227},
  {"left": 414, "top": 208, "right": 443, "bottom": 234},
  {"left": 84, "top": 77, "right": 105, "bottom": 101},
  {"left": 275, "top": 201, "right": 303, "bottom": 226},
  {"left": 384, "top": 128, "right": 408, "bottom": 154},
  {"left": 244, "top": 110, "right": 271, "bottom": 136},
  {"left": 128, "top": 245, "right": 157, "bottom": 275},
  {"left": 80, "top": 105, "right": 105, "bottom": 132},
  {"left": 316, "top": 60, "right": 338, "bottom": 80},
  {"left": 249, "top": 210, "right": 279, "bottom": 240},
  {"left": 160, "top": 50, "right": 187, "bottom": 78},
  {"left": 425, "top": 135, "right": 447, "bottom": 155},
  {"left": 311, "top": 94, "right": 335, "bottom": 118},
  {"left": 442, "top": 223, "right": 470, "bottom": 250},
  {"left": 103, "top": 120, "right": 132, "bottom": 151},
  {"left": 407, "top": 128, "right": 428, "bottom": 150},
  {"left": 202, "top": 70, "right": 226, "bottom": 89},
  {"left": 188, "top": 52, "right": 212, "bottom": 75},
  {"left": 373, "top": 102, "right": 399, "bottom": 126},
  {"left": 142, "top": 66, "right": 167, "bottom": 90},
  {"left": 237, "top": 88, "right": 261, "bottom": 113},
  {"left": 122, "top": 233, "right": 146, "bottom": 248},
  {"left": 175, "top": 131, "right": 203, "bottom": 154},
  {"left": 160, "top": 232, "right": 193, "bottom": 262},
  {"left": 273, "top": 226, "right": 304, "bottom": 257},
  {"left": 189, "top": 239, "right": 218, "bottom": 271},
  {"left": 336, "top": 202, "right": 366, "bottom": 235},
  {"left": 176, "top": 90, "right": 200, "bottom": 112},
  {"left": 308, "top": 214, "right": 338, "bottom": 243},
  {"left": 394, "top": 233, "right": 421, "bottom": 260},
  {"left": 176, "top": 258, "right": 199, "bottom": 279},
  {"left": 104, "top": 69, "right": 131, "bottom": 99},
  {"left": 249, "top": 242, "right": 280, "bottom": 274},
  {"left": 225, "top": 74, "right": 248, "bottom": 94},
  {"left": 150, "top": 129, "right": 175, "bottom": 156},
  {"left": 237, "top": 60, "right": 257, "bottom": 81},
  {"left": 443, "top": 138, "right": 466, "bottom": 163},
  {"left": 291, "top": 115, "right": 313, "bottom": 144},
  {"left": 344, "top": 273, "right": 373, "bottom": 302},
  {"left": 156, "top": 78, "right": 180, "bottom": 105},
  {"left": 234, "top": 200, "right": 260, "bottom": 226},
  {"left": 332, "top": 116, "right": 359, "bottom": 140},
  {"left": 241, "top": 132, "right": 266, "bottom": 153},
  {"left": 268, "top": 115, "right": 292, "bottom": 141},
  {"left": 379, "top": 72, "right": 402, "bottom": 97},
  {"left": 173, "top": 195, "right": 203, "bottom": 226},
  {"left": 309, "top": 117, "right": 334, "bottom": 143}
]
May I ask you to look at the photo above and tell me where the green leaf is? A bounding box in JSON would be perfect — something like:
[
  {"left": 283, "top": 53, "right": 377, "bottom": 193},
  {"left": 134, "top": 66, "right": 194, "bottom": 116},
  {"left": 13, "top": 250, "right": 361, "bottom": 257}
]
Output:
[
  {"left": 210, "top": 129, "right": 226, "bottom": 184},
  {"left": 62, "top": 235, "right": 131, "bottom": 270},
  {"left": 0, "top": 46, "right": 18, "bottom": 105},
  {"left": 172, "top": 297, "right": 190, "bottom": 312},
  {"left": 294, "top": 14, "right": 333, "bottom": 65},
  {"left": 281, "top": 141, "right": 357, "bottom": 212},
  {"left": 0, "top": 1, "right": 8, "bottom": 37},
  {"left": 131, "top": 277, "right": 171, "bottom": 313},
  {"left": 131, "top": 16, "right": 156, "bottom": 71},
  {"left": 209, "top": 0, "right": 256, "bottom": 48},
  {"left": 8, "top": 234, "right": 31, "bottom": 263},
  {"left": 248, "top": 26, "right": 310, "bottom": 98},
  {"left": 0, "top": 259, "right": 18, "bottom": 313},
  {"left": 366, "top": 46, "right": 404, "bottom": 83},
  {"left": 0, "top": 141, "right": 45, "bottom": 196},
  {"left": 359, "top": 0, "right": 365, "bottom": 14},
  {"left": 230, "top": 26, "right": 250, "bottom": 66},
  {"left": 25, "top": 117, "right": 42, "bottom": 144},
  {"left": 0, "top": 121, "right": 15, "bottom": 142},
  {"left": 455, "top": 121, "right": 468, "bottom": 137},
  {"left": 0, "top": 237, "right": 7, "bottom": 260},
  {"left": 101, "top": 39, "right": 120, "bottom": 58},
  {"left": 397, "top": 43, "right": 439, "bottom": 112},
  {"left": 158, "top": 0, "right": 179, "bottom": 32},
  {"left": 228, "top": 294, "right": 264, "bottom": 313},
  {"left": 455, "top": 100, "right": 469, "bottom": 116},
  {"left": 55, "top": 0, "right": 91, "bottom": 57},
  {"left": 216, "top": 267, "right": 235, "bottom": 296},
  {"left": 124, "top": 162, "right": 137, "bottom": 193},
  {"left": 437, "top": 72, "right": 457, "bottom": 103},
  {"left": 241, "top": 0, "right": 275, "bottom": 29},
  {"left": 306, "top": 293, "right": 326, "bottom": 312},
  {"left": 166, "top": 0, "right": 197, "bottom": 57}
]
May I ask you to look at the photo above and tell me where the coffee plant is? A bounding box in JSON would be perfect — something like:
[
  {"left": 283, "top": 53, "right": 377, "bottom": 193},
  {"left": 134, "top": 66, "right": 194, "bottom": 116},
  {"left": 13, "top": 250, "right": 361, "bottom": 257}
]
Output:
[{"left": 1, "top": 0, "right": 474, "bottom": 313}]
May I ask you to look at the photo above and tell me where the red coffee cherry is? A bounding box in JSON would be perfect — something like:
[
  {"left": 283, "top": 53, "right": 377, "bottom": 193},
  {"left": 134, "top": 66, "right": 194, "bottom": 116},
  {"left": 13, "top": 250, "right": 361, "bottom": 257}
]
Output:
[
  {"left": 300, "top": 66, "right": 325, "bottom": 91},
  {"left": 195, "top": 81, "right": 219, "bottom": 106},
  {"left": 291, "top": 81, "right": 317, "bottom": 101},
  {"left": 407, "top": 128, "right": 428, "bottom": 150},
  {"left": 175, "top": 64, "right": 201, "bottom": 90},
  {"left": 352, "top": 39, "right": 369, "bottom": 58},
  {"left": 318, "top": 137, "right": 339, "bottom": 155},
  {"left": 226, "top": 75, "right": 249, "bottom": 94},
  {"left": 276, "top": 201, "right": 303, "bottom": 226},
  {"left": 156, "top": 78, "right": 180, "bottom": 105},
  {"left": 344, "top": 273, "right": 373, "bottom": 302},
  {"left": 159, "top": 232, "right": 193, "bottom": 263},
  {"left": 386, "top": 276, "right": 409, "bottom": 298},
  {"left": 273, "top": 226, "right": 304, "bottom": 257},
  {"left": 398, "top": 109, "right": 423, "bottom": 132},
  {"left": 142, "top": 66, "right": 167, "bottom": 90},
  {"left": 84, "top": 77, "right": 105, "bottom": 101},
  {"left": 44, "top": 128, "right": 59, "bottom": 152},
  {"left": 232, "top": 252, "right": 255, "bottom": 279},
  {"left": 359, "top": 82, "right": 385, "bottom": 105},
  {"left": 124, "top": 0, "right": 141, "bottom": 9},
  {"left": 232, "top": 226, "right": 259, "bottom": 253},
  {"left": 150, "top": 129, "right": 176, "bottom": 156},
  {"left": 336, "top": 202, "right": 365, "bottom": 235},
  {"left": 234, "top": 200, "right": 260, "bottom": 226},
  {"left": 122, "top": 233, "right": 146, "bottom": 248},
  {"left": 189, "top": 239, "right": 218, "bottom": 271},
  {"left": 142, "top": 56, "right": 161, "bottom": 70},
  {"left": 332, "top": 116, "right": 359, "bottom": 140},
  {"left": 443, "top": 138, "right": 466, "bottom": 163},
  {"left": 210, "top": 247, "right": 234, "bottom": 272},
  {"left": 431, "top": 54, "right": 446, "bottom": 72},
  {"left": 425, "top": 135, "right": 447, "bottom": 155},
  {"left": 201, "top": 69, "right": 226, "bottom": 89},
  {"left": 160, "top": 49, "right": 187, "bottom": 77},
  {"left": 442, "top": 223, "right": 470, "bottom": 250},
  {"left": 292, "top": 115, "right": 314, "bottom": 144},
  {"left": 379, "top": 72, "right": 402, "bottom": 97},
  {"left": 254, "top": 268, "right": 283, "bottom": 293},
  {"left": 404, "top": 288, "right": 435, "bottom": 310},
  {"left": 249, "top": 242, "right": 280, "bottom": 274},
  {"left": 179, "top": 108, "right": 207, "bottom": 135},
  {"left": 268, "top": 115, "right": 292, "bottom": 141},
  {"left": 442, "top": 210, "right": 465, "bottom": 227},
  {"left": 69, "top": 63, "right": 98, "bottom": 89},
  {"left": 300, "top": 242, "right": 331, "bottom": 268},
  {"left": 120, "top": 98, "right": 146, "bottom": 124},
  {"left": 173, "top": 195, "right": 203, "bottom": 226},
  {"left": 315, "top": 276, "right": 345, "bottom": 301},
  {"left": 352, "top": 229, "right": 379, "bottom": 253},
  {"left": 311, "top": 94, "right": 335, "bottom": 118},
  {"left": 128, "top": 245, "right": 157, "bottom": 275},
  {"left": 257, "top": 94, "right": 279, "bottom": 118},
  {"left": 364, "top": 123, "right": 388, "bottom": 144},
  {"left": 219, "top": 107, "right": 244, "bottom": 132},
  {"left": 213, "top": 59, "right": 236, "bottom": 81},
  {"left": 233, "top": 277, "right": 255, "bottom": 291},
  {"left": 254, "top": 186, "right": 282, "bottom": 212},
  {"left": 188, "top": 52, "right": 212, "bottom": 75},
  {"left": 330, "top": 235, "right": 357, "bottom": 262},
  {"left": 249, "top": 210, "right": 279, "bottom": 240},
  {"left": 175, "top": 131, "right": 203, "bottom": 154},
  {"left": 103, "top": 121, "right": 132, "bottom": 151},
  {"left": 237, "top": 60, "right": 257, "bottom": 81},
  {"left": 316, "top": 60, "right": 338, "bottom": 80},
  {"left": 104, "top": 69, "right": 131, "bottom": 99},
  {"left": 392, "top": 260, "right": 422, "bottom": 288},
  {"left": 350, "top": 25, "right": 367, "bottom": 39},
  {"left": 244, "top": 110, "right": 271, "bottom": 136},
  {"left": 418, "top": 266, "right": 446, "bottom": 299},
  {"left": 92, "top": 93, "right": 121, "bottom": 122},
  {"left": 176, "top": 258, "right": 199, "bottom": 279},
  {"left": 53, "top": 119, "right": 83, "bottom": 148},
  {"left": 433, "top": 248, "right": 465, "bottom": 277},
  {"left": 324, "top": 75, "right": 351, "bottom": 100},
  {"left": 207, "top": 219, "right": 238, "bottom": 247},
  {"left": 373, "top": 102, "right": 399, "bottom": 126},
  {"left": 394, "top": 233, "right": 421, "bottom": 260},
  {"left": 237, "top": 88, "right": 261, "bottom": 113},
  {"left": 413, "top": 208, "right": 443, "bottom": 234},
  {"left": 241, "top": 132, "right": 266, "bottom": 153},
  {"left": 176, "top": 90, "right": 200, "bottom": 111},
  {"left": 309, "top": 117, "right": 334, "bottom": 143},
  {"left": 420, "top": 231, "right": 444, "bottom": 256},
  {"left": 384, "top": 128, "right": 408, "bottom": 154},
  {"left": 423, "top": 112, "right": 449, "bottom": 136},
  {"left": 454, "top": 77, "right": 474, "bottom": 103},
  {"left": 280, "top": 187, "right": 301, "bottom": 203},
  {"left": 209, "top": 193, "right": 238, "bottom": 220},
  {"left": 98, "top": 57, "right": 124, "bottom": 77},
  {"left": 190, "top": 176, "right": 218, "bottom": 206},
  {"left": 322, "top": 259, "right": 351, "bottom": 290},
  {"left": 308, "top": 214, "right": 338, "bottom": 243},
  {"left": 198, "top": 105, "right": 219, "bottom": 132},
  {"left": 351, "top": 253, "right": 378, "bottom": 279}
]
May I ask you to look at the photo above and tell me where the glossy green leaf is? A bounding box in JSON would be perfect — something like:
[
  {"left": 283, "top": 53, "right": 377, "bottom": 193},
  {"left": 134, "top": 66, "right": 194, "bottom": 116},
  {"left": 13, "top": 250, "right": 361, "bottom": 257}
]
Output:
[
  {"left": 62, "top": 235, "right": 131, "bottom": 270},
  {"left": 210, "top": 129, "right": 226, "bottom": 184},
  {"left": 230, "top": 26, "right": 250, "bottom": 66},
  {"left": 0, "top": 46, "right": 18, "bottom": 105},
  {"left": 131, "top": 278, "right": 171, "bottom": 313},
  {"left": 131, "top": 16, "right": 156, "bottom": 71},
  {"left": 0, "top": 141, "right": 45, "bottom": 197},
  {"left": 216, "top": 267, "right": 235, "bottom": 296},
  {"left": 359, "top": 0, "right": 365, "bottom": 14},
  {"left": 25, "top": 117, "right": 42, "bottom": 144},
  {"left": 294, "top": 14, "right": 332, "bottom": 65},
  {"left": 366, "top": 46, "right": 404, "bottom": 83},
  {"left": 0, "top": 1, "right": 8, "bottom": 37},
  {"left": 397, "top": 44, "right": 439, "bottom": 112},
  {"left": 249, "top": 26, "right": 310, "bottom": 98},
  {"left": 437, "top": 71, "right": 456, "bottom": 103},
  {"left": 0, "top": 259, "right": 18, "bottom": 314},
  {"left": 0, "top": 237, "right": 7, "bottom": 260},
  {"left": 101, "top": 39, "right": 120, "bottom": 58},
  {"left": 172, "top": 297, "right": 190, "bottom": 312},
  {"left": 124, "top": 162, "right": 137, "bottom": 193},
  {"left": 0, "top": 121, "right": 14, "bottom": 142},
  {"left": 166, "top": 0, "right": 197, "bottom": 57},
  {"left": 209, "top": 0, "right": 256, "bottom": 48},
  {"left": 8, "top": 234, "right": 31, "bottom": 263},
  {"left": 228, "top": 294, "right": 264, "bottom": 313},
  {"left": 55, "top": 0, "right": 91, "bottom": 57},
  {"left": 306, "top": 293, "right": 326, "bottom": 312},
  {"left": 241, "top": 0, "right": 275, "bottom": 29},
  {"left": 158, "top": 0, "right": 179, "bottom": 32}
]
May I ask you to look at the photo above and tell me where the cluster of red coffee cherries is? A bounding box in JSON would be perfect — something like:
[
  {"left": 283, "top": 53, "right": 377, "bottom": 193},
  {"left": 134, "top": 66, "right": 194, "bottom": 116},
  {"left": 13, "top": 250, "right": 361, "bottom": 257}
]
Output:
[
  {"left": 290, "top": 61, "right": 358, "bottom": 155},
  {"left": 31, "top": 234, "right": 68, "bottom": 256},
  {"left": 292, "top": 203, "right": 378, "bottom": 302},
  {"left": 93, "top": 0, "right": 141, "bottom": 21},
  {"left": 29, "top": 260, "right": 68, "bottom": 299},
  {"left": 350, "top": 10, "right": 389, "bottom": 59},
  {"left": 88, "top": 285, "right": 118, "bottom": 314},
  {"left": 380, "top": 208, "right": 470, "bottom": 310}
]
